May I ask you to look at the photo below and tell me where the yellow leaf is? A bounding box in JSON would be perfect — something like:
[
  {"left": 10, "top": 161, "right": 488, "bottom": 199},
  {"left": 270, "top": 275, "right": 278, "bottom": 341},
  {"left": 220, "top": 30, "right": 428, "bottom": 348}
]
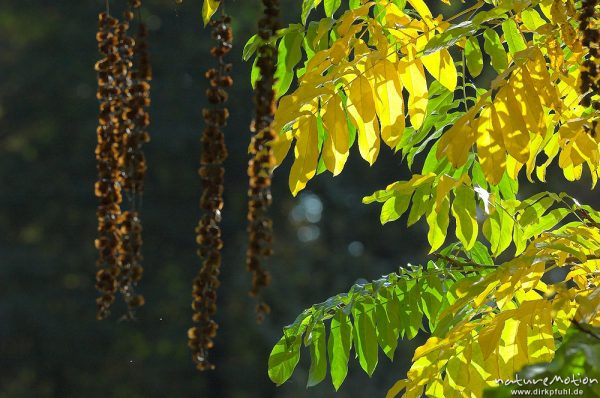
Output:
[
  {"left": 202, "top": 0, "right": 220, "bottom": 27},
  {"left": 271, "top": 129, "right": 294, "bottom": 167},
  {"left": 505, "top": 155, "right": 524, "bottom": 181},
  {"left": 382, "top": 2, "right": 411, "bottom": 28},
  {"left": 345, "top": 71, "right": 380, "bottom": 164},
  {"left": 478, "top": 317, "right": 504, "bottom": 361},
  {"left": 289, "top": 115, "right": 319, "bottom": 196},
  {"left": 437, "top": 109, "right": 477, "bottom": 167},
  {"left": 358, "top": 118, "right": 381, "bottom": 165},
  {"left": 563, "top": 163, "right": 583, "bottom": 181},
  {"left": 386, "top": 379, "right": 408, "bottom": 398},
  {"left": 510, "top": 67, "right": 545, "bottom": 135},
  {"left": 497, "top": 317, "right": 529, "bottom": 378},
  {"left": 368, "top": 59, "right": 405, "bottom": 148},
  {"left": 536, "top": 133, "right": 560, "bottom": 182},
  {"left": 398, "top": 49, "right": 428, "bottom": 129},
  {"left": 421, "top": 49, "right": 457, "bottom": 92},
  {"left": 525, "top": 133, "right": 545, "bottom": 182},
  {"left": 406, "top": 0, "right": 433, "bottom": 19},
  {"left": 476, "top": 104, "right": 506, "bottom": 185},
  {"left": 336, "top": 3, "right": 373, "bottom": 37},
  {"left": 434, "top": 175, "right": 457, "bottom": 212},
  {"left": 526, "top": 49, "right": 560, "bottom": 109},
  {"left": 344, "top": 68, "right": 376, "bottom": 121},
  {"left": 273, "top": 86, "right": 331, "bottom": 134},
  {"left": 321, "top": 94, "right": 350, "bottom": 175},
  {"left": 498, "top": 86, "right": 530, "bottom": 164}
]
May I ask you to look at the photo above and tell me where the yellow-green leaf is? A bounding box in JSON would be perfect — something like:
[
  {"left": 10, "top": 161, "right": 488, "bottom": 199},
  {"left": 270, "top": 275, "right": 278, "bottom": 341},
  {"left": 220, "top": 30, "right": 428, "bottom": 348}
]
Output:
[
  {"left": 483, "top": 28, "right": 508, "bottom": 73},
  {"left": 352, "top": 301, "right": 379, "bottom": 376},
  {"left": 307, "top": 322, "right": 327, "bottom": 387},
  {"left": 426, "top": 196, "right": 450, "bottom": 252},
  {"left": 328, "top": 310, "right": 352, "bottom": 390},
  {"left": 451, "top": 184, "right": 478, "bottom": 250},
  {"left": 465, "top": 36, "right": 483, "bottom": 77},
  {"left": 202, "top": 0, "right": 220, "bottom": 27},
  {"left": 502, "top": 19, "right": 526, "bottom": 55}
]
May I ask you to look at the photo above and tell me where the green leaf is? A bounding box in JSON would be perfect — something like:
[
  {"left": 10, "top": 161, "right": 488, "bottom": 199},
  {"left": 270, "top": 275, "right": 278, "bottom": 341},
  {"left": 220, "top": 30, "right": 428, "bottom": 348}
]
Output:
[
  {"left": 352, "top": 300, "right": 378, "bottom": 376},
  {"left": 324, "top": 0, "right": 341, "bottom": 17},
  {"left": 465, "top": 36, "right": 483, "bottom": 77},
  {"left": 268, "top": 334, "right": 303, "bottom": 386},
  {"left": 483, "top": 28, "right": 508, "bottom": 73},
  {"left": 451, "top": 184, "right": 478, "bottom": 250},
  {"left": 349, "top": 0, "right": 362, "bottom": 9},
  {"left": 307, "top": 322, "right": 327, "bottom": 387},
  {"left": 328, "top": 310, "right": 352, "bottom": 390},
  {"left": 501, "top": 19, "right": 526, "bottom": 54},
  {"left": 380, "top": 192, "right": 412, "bottom": 224}
]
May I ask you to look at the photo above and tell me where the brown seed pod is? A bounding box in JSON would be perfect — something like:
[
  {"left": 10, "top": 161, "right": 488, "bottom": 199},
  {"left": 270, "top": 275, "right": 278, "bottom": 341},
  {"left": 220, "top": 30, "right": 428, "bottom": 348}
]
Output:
[
  {"left": 246, "top": 0, "right": 280, "bottom": 323},
  {"left": 190, "top": 12, "right": 232, "bottom": 372},
  {"left": 95, "top": 10, "right": 125, "bottom": 320},
  {"left": 95, "top": 1, "right": 151, "bottom": 320}
]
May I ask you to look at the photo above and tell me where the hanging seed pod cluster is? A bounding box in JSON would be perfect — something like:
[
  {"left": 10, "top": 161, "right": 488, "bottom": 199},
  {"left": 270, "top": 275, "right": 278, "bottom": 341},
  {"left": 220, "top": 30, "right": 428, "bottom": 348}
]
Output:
[
  {"left": 246, "top": 0, "right": 280, "bottom": 323},
  {"left": 579, "top": 0, "right": 600, "bottom": 112},
  {"left": 189, "top": 11, "right": 232, "bottom": 372},
  {"left": 95, "top": 11, "right": 124, "bottom": 320},
  {"left": 94, "top": 0, "right": 150, "bottom": 320}
]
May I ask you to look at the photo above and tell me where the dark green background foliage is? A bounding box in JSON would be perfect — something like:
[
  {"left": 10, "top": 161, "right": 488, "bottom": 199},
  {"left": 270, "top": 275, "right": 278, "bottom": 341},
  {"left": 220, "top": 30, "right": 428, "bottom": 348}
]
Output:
[{"left": 0, "top": 1, "right": 596, "bottom": 397}]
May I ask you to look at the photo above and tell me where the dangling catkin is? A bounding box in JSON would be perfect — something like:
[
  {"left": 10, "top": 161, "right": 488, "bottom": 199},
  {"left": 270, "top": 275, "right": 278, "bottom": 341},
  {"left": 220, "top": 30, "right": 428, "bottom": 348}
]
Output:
[
  {"left": 189, "top": 10, "right": 232, "bottom": 371},
  {"left": 94, "top": 11, "right": 124, "bottom": 320},
  {"left": 246, "top": 0, "right": 280, "bottom": 324},
  {"left": 115, "top": 1, "right": 151, "bottom": 318},
  {"left": 94, "top": 0, "right": 150, "bottom": 319}
]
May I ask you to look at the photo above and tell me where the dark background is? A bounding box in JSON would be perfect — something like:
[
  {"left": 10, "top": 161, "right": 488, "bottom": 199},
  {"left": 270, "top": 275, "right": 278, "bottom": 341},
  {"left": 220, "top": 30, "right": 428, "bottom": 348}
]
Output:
[{"left": 0, "top": 1, "right": 596, "bottom": 397}]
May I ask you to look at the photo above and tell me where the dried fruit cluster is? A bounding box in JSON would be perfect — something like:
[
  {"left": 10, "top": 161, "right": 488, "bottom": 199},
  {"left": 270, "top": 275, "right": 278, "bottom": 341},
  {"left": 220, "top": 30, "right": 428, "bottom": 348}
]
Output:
[
  {"left": 246, "top": 0, "right": 280, "bottom": 323},
  {"left": 94, "top": 1, "right": 150, "bottom": 320},
  {"left": 189, "top": 13, "right": 232, "bottom": 372},
  {"left": 579, "top": 0, "right": 600, "bottom": 110}
]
